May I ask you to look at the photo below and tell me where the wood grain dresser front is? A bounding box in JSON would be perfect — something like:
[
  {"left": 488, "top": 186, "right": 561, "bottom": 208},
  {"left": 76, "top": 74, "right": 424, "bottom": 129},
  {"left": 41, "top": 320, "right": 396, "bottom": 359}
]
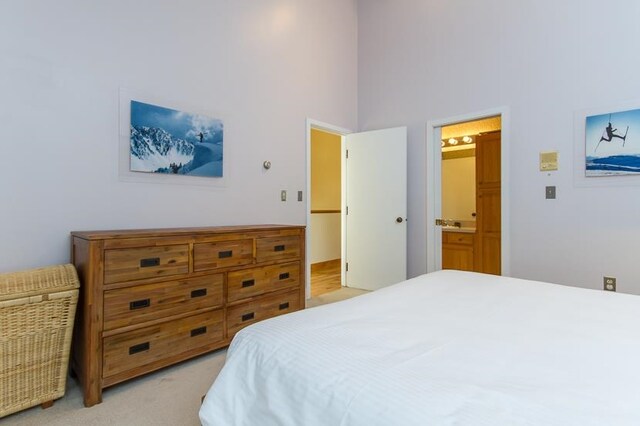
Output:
[{"left": 70, "top": 225, "right": 305, "bottom": 407}]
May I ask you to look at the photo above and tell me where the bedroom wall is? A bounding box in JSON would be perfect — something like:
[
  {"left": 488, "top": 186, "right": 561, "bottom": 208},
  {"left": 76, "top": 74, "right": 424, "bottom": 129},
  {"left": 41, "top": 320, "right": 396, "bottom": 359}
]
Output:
[
  {"left": 310, "top": 129, "right": 342, "bottom": 210},
  {"left": 441, "top": 155, "right": 475, "bottom": 222},
  {"left": 357, "top": 0, "right": 640, "bottom": 293},
  {"left": 0, "top": 0, "right": 357, "bottom": 272}
]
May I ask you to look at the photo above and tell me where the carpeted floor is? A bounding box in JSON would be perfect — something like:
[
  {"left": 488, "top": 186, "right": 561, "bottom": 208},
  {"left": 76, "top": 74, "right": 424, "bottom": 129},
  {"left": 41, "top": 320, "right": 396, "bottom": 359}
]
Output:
[{"left": 3, "top": 287, "right": 368, "bottom": 425}]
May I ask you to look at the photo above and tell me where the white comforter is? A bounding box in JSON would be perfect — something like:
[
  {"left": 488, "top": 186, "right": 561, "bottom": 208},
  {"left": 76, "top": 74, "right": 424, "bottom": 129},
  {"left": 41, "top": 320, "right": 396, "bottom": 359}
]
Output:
[{"left": 200, "top": 270, "right": 640, "bottom": 425}]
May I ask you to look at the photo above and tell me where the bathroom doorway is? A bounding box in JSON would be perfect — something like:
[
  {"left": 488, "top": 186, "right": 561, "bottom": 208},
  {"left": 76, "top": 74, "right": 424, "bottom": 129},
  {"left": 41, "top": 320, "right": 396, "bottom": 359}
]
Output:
[
  {"left": 426, "top": 107, "right": 511, "bottom": 275},
  {"left": 440, "top": 118, "right": 501, "bottom": 274}
]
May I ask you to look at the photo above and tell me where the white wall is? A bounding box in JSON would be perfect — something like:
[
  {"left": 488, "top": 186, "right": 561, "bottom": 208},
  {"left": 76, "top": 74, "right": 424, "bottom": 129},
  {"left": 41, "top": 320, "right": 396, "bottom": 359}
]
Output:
[
  {"left": 310, "top": 213, "right": 341, "bottom": 263},
  {"left": 0, "top": 0, "right": 357, "bottom": 272},
  {"left": 442, "top": 156, "right": 476, "bottom": 222},
  {"left": 358, "top": 0, "right": 640, "bottom": 293}
]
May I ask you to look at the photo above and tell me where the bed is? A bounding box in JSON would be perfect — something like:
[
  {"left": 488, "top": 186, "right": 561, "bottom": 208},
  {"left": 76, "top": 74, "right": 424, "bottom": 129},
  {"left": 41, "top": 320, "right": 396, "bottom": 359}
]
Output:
[{"left": 199, "top": 270, "right": 640, "bottom": 425}]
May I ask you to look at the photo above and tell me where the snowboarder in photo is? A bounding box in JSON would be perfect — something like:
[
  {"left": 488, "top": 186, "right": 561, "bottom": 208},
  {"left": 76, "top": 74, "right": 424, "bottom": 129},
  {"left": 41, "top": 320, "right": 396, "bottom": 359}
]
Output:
[{"left": 197, "top": 131, "right": 209, "bottom": 143}]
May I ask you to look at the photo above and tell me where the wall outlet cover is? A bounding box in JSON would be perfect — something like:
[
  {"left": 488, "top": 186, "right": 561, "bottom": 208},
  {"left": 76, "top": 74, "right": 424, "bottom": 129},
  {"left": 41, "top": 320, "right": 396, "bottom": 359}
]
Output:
[{"left": 604, "top": 276, "right": 616, "bottom": 292}]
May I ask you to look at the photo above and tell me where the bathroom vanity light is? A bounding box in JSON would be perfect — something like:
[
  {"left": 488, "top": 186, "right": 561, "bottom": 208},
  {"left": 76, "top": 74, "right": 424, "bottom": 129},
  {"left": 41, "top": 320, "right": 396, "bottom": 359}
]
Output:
[{"left": 442, "top": 135, "right": 475, "bottom": 148}]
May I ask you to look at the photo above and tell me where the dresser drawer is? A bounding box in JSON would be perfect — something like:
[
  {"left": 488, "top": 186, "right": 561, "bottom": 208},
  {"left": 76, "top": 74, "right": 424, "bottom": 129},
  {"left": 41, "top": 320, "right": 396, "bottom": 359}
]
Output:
[
  {"left": 103, "top": 274, "right": 224, "bottom": 331},
  {"left": 443, "top": 232, "right": 474, "bottom": 245},
  {"left": 103, "top": 309, "right": 224, "bottom": 378},
  {"left": 104, "top": 245, "right": 189, "bottom": 284},
  {"left": 227, "top": 289, "right": 301, "bottom": 337},
  {"left": 193, "top": 239, "right": 253, "bottom": 272},
  {"left": 228, "top": 262, "right": 299, "bottom": 303},
  {"left": 256, "top": 236, "right": 300, "bottom": 263}
]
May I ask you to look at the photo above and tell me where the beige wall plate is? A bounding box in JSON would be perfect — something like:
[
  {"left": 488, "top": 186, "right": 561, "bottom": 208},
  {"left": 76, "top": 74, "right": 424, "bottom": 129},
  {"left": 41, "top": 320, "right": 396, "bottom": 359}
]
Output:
[{"left": 540, "top": 151, "right": 558, "bottom": 171}]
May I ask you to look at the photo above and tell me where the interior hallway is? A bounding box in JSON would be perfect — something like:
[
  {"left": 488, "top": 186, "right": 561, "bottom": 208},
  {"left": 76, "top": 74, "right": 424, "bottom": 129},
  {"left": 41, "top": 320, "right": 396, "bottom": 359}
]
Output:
[{"left": 310, "top": 259, "right": 341, "bottom": 297}]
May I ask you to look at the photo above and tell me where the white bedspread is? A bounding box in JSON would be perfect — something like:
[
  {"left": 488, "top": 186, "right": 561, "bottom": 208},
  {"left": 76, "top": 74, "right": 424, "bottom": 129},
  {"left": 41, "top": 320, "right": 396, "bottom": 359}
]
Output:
[{"left": 200, "top": 270, "right": 640, "bottom": 425}]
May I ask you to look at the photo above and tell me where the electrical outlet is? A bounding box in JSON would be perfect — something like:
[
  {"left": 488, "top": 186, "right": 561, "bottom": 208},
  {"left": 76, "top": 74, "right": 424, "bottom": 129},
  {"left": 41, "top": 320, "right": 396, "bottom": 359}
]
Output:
[
  {"left": 604, "top": 276, "right": 616, "bottom": 292},
  {"left": 280, "top": 190, "right": 287, "bottom": 202},
  {"left": 298, "top": 191, "right": 303, "bottom": 202}
]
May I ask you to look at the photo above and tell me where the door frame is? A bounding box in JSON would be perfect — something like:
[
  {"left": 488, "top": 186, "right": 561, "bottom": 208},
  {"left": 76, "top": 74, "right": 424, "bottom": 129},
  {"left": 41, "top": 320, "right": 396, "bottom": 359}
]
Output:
[
  {"left": 425, "top": 106, "right": 511, "bottom": 275},
  {"left": 305, "top": 118, "right": 353, "bottom": 299}
]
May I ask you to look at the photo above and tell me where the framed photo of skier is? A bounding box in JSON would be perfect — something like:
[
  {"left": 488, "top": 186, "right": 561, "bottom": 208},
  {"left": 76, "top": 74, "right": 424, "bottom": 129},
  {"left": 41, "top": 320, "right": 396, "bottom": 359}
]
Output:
[
  {"left": 129, "top": 100, "right": 224, "bottom": 178},
  {"left": 585, "top": 108, "right": 640, "bottom": 177}
]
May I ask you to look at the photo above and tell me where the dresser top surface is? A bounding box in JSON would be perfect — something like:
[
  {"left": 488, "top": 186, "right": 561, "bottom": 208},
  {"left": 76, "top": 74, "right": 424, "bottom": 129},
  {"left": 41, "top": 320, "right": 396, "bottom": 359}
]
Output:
[{"left": 71, "top": 224, "right": 305, "bottom": 240}]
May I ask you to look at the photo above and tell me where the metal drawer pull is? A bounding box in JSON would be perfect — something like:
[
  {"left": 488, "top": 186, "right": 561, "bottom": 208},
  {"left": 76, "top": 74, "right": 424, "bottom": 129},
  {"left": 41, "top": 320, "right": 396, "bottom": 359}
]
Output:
[
  {"left": 279, "top": 272, "right": 290, "bottom": 280},
  {"left": 218, "top": 250, "right": 233, "bottom": 259},
  {"left": 274, "top": 245, "right": 285, "bottom": 252},
  {"left": 190, "top": 326, "right": 207, "bottom": 337},
  {"left": 129, "top": 342, "right": 150, "bottom": 355},
  {"left": 140, "top": 257, "right": 160, "bottom": 268},
  {"left": 279, "top": 302, "right": 289, "bottom": 310},
  {"left": 191, "top": 288, "right": 207, "bottom": 298},
  {"left": 242, "top": 279, "right": 255, "bottom": 288},
  {"left": 129, "top": 298, "right": 151, "bottom": 310},
  {"left": 241, "top": 312, "right": 255, "bottom": 322}
]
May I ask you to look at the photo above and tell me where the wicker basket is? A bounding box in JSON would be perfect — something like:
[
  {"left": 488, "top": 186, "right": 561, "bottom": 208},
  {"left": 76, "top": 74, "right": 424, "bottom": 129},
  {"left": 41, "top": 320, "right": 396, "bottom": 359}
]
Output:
[{"left": 0, "top": 264, "right": 79, "bottom": 418}]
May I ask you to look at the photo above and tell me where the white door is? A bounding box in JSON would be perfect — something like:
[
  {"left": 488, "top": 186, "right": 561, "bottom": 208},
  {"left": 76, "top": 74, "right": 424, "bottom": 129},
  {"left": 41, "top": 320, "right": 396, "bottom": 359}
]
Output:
[{"left": 345, "top": 127, "right": 407, "bottom": 291}]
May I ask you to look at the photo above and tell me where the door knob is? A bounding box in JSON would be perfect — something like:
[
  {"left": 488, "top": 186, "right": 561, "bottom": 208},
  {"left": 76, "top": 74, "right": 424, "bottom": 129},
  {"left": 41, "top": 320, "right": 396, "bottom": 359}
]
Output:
[{"left": 396, "top": 217, "right": 404, "bottom": 223}]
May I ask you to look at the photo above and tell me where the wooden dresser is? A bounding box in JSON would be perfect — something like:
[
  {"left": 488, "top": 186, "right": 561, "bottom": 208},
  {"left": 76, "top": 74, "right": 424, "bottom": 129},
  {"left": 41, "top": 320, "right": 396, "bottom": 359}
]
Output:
[{"left": 70, "top": 225, "right": 305, "bottom": 407}]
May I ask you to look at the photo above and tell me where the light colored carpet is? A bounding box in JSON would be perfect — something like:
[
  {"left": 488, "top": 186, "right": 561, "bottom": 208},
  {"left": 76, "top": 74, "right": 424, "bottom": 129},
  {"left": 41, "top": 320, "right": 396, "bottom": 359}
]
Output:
[
  {"left": 3, "top": 287, "right": 368, "bottom": 425},
  {"left": 305, "top": 287, "right": 368, "bottom": 308}
]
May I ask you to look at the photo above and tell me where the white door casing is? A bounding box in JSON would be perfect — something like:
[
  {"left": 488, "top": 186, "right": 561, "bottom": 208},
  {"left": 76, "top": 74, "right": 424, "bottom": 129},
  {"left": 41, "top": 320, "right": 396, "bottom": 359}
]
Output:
[{"left": 345, "top": 127, "right": 407, "bottom": 291}]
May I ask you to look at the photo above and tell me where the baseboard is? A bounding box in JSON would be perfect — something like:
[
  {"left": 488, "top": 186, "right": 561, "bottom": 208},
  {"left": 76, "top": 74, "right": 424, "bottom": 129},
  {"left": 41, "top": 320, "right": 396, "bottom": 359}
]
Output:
[{"left": 311, "top": 259, "right": 341, "bottom": 273}]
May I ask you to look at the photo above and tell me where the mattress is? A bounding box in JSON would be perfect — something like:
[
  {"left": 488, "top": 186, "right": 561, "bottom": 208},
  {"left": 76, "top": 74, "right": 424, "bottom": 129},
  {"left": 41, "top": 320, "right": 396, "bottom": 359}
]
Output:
[{"left": 200, "top": 270, "right": 640, "bottom": 425}]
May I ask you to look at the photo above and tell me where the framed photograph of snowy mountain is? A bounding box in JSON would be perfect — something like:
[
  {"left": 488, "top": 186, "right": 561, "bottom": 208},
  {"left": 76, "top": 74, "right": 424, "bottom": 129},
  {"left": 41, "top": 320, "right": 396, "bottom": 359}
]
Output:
[
  {"left": 130, "top": 100, "right": 223, "bottom": 177},
  {"left": 585, "top": 108, "right": 640, "bottom": 177}
]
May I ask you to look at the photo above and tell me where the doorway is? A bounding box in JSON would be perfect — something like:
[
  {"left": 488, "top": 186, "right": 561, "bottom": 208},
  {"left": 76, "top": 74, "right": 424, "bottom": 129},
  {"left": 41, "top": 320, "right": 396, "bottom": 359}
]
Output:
[
  {"left": 440, "top": 118, "right": 501, "bottom": 274},
  {"left": 309, "top": 127, "right": 344, "bottom": 297},
  {"left": 426, "top": 107, "right": 511, "bottom": 275},
  {"left": 305, "top": 120, "right": 408, "bottom": 298},
  {"left": 305, "top": 119, "right": 351, "bottom": 300}
]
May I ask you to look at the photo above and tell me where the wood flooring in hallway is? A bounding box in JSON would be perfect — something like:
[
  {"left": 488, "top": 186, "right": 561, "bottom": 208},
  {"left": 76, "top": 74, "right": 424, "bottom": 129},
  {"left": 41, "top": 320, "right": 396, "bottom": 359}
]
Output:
[{"left": 310, "top": 259, "right": 342, "bottom": 297}]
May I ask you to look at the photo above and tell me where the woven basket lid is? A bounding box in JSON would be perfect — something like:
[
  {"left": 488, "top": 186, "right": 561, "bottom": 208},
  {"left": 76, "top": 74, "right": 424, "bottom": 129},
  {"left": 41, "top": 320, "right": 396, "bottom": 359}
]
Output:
[{"left": 0, "top": 264, "right": 80, "bottom": 301}]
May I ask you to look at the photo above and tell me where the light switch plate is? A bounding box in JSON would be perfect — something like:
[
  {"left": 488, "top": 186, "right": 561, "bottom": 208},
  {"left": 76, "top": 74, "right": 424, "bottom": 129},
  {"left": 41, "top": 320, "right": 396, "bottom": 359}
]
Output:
[
  {"left": 281, "top": 190, "right": 287, "bottom": 201},
  {"left": 545, "top": 186, "right": 556, "bottom": 199}
]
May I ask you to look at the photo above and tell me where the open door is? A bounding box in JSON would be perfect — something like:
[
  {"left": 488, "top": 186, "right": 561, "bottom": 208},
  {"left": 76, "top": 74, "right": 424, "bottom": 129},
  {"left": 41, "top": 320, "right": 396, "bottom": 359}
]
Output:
[{"left": 345, "top": 127, "right": 407, "bottom": 291}]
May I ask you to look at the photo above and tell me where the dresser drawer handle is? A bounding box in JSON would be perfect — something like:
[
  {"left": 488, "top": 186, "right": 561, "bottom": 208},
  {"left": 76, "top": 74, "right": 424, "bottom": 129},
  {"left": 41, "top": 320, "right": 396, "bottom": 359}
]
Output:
[
  {"left": 274, "top": 245, "right": 285, "bottom": 252},
  {"left": 129, "top": 342, "right": 150, "bottom": 355},
  {"left": 279, "top": 272, "right": 290, "bottom": 280},
  {"left": 140, "top": 257, "right": 160, "bottom": 268},
  {"left": 191, "top": 289, "right": 207, "bottom": 298},
  {"left": 190, "top": 326, "right": 207, "bottom": 337},
  {"left": 218, "top": 250, "right": 233, "bottom": 259},
  {"left": 279, "top": 302, "right": 289, "bottom": 310},
  {"left": 129, "top": 298, "right": 151, "bottom": 310},
  {"left": 241, "top": 312, "right": 255, "bottom": 322},
  {"left": 242, "top": 279, "right": 255, "bottom": 288}
]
